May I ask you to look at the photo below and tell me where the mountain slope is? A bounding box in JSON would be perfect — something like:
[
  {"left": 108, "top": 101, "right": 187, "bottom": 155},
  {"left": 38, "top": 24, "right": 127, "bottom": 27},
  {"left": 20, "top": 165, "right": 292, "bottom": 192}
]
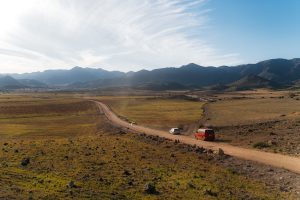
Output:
[
  {"left": 11, "top": 67, "right": 125, "bottom": 86},
  {"left": 226, "top": 75, "right": 279, "bottom": 91},
  {"left": 238, "top": 58, "right": 300, "bottom": 83},
  {"left": 0, "top": 76, "right": 25, "bottom": 89},
  {"left": 18, "top": 79, "right": 48, "bottom": 88}
]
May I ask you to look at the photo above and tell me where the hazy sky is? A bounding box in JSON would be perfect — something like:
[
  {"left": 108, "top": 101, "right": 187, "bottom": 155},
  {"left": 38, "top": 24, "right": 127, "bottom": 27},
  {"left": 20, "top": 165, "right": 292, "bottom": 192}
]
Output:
[{"left": 0, "top": 0, "right": 299, "bottom": 73}]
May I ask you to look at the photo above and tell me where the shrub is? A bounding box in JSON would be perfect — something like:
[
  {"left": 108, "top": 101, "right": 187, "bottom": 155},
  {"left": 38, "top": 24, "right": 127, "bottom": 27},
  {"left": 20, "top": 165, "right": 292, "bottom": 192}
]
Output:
[
  {"left": 288, "top": 93, "right": 296, "bottom": 98},
  {"left": 253, "top": 142, "right": 270, "bottom": 149}
]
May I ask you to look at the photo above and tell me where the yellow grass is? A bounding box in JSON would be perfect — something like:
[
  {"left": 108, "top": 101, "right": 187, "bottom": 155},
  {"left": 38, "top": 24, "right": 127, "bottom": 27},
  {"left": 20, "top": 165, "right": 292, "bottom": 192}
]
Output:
[
  {"left": 0, "top": 94, "right": 290, "bottom": 199},
  {"left": 0, "top": 95, "right": 99, "bottom": 137},
  {"left": 99, "top": 97, "right": 205, "bottom": 129},
  {"left": 1, "top": 133, "right": 286, "bottom": 199},
  {"left": 207, "top": 98, "right": 300, "bottom": 126}
]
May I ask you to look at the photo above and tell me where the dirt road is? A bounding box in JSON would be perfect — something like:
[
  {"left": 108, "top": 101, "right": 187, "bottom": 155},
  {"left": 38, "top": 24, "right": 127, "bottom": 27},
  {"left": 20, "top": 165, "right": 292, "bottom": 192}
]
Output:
[{"left": 94, "top": 101, "right": 300, "bottom": 174}]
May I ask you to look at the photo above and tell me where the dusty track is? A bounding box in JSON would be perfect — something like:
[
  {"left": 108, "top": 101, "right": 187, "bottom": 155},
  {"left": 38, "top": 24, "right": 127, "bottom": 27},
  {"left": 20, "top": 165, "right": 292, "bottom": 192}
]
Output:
[{"left": 94, "top": 101, "right": 300, "bottom": 174}]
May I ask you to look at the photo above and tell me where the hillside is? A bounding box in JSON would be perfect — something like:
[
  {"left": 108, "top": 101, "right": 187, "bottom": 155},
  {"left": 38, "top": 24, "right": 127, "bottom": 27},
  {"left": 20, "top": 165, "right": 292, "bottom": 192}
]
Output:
[
  {"left": 11, "top": 67, "right": 125, "bottom": 86},
  {"left": 0, "top": 76, "right": 48, "bottom": 90},
  {"left": 18, "top": 79, "right": 48, "bottom": 88},
  {"left": 225, "top": 74, "right": 280, "bottom": 91},
  {"left": 0, "top": 76, "right": 25, "bottom": 89}
]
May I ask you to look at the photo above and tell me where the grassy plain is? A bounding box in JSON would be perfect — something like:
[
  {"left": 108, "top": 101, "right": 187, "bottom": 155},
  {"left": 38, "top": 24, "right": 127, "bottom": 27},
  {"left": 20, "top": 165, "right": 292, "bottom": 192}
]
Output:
[
  {"left": 98, "top": 96, "right": 204, "bottom": 130},
  {"left": 0, "top": 94, "right": 98, "bottom": 137},
  {"left": 202, "top": 90, "right": 300, "bottom": 156},
  {"left": 206, "top": 98, "right": 300, "bottom": 127},
  {"left": 0, "top": 93, "right": 290, "bottom": 199}
]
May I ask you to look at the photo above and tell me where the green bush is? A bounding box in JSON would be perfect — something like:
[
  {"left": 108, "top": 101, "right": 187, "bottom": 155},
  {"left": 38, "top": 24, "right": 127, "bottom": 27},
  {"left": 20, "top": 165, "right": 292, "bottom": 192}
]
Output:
[{"left": 253, "top": 142, "right": 270, "bottom": 149}]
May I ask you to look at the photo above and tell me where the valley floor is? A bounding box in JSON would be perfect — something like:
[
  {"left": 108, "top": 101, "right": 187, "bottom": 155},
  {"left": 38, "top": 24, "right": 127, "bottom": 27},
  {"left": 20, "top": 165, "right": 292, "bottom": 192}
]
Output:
[{"left": 0, "top": 93, "right": 298, "bottom": 199}]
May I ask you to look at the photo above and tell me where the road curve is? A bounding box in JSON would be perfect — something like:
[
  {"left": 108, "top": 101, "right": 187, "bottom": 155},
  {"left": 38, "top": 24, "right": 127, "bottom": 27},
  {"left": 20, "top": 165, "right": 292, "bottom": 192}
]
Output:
[{"left": 94, "top": 101, "right": 300, "bottom": 174}]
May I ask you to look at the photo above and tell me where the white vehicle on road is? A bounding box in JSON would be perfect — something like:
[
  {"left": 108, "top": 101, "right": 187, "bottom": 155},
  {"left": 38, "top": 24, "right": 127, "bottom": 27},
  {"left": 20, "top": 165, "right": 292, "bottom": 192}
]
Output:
[{"left": 169, "top": 128, "right": 181, "bottom": 135}]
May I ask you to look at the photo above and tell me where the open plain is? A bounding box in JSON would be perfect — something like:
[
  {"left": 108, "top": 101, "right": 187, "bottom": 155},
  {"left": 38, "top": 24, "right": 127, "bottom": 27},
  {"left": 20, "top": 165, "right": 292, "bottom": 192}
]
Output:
[
  {"left": 0, "top": 92, "right": 299, "bottom": 199},
  {"left": 98, "top": 96, "right": 204, "bottom": 131}
]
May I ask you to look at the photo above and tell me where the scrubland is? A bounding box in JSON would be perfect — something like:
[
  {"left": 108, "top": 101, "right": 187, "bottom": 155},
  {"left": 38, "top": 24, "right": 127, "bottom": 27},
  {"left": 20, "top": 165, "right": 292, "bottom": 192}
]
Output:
[
  {"left": 0, "top": 93, "right": 292, "bottom": 199},
  {"left": 203, "top": 90, "right": 300, "bottom": 156},
  {"left": 206, "top": 98, "right": 300, "bottom": 127}
]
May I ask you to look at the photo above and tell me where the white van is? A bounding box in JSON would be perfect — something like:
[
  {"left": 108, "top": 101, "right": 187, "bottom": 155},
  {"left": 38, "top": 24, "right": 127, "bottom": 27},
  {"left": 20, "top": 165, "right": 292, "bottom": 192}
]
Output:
[{"left": 169, "top": 128, "right": 181, "bottom": 135}]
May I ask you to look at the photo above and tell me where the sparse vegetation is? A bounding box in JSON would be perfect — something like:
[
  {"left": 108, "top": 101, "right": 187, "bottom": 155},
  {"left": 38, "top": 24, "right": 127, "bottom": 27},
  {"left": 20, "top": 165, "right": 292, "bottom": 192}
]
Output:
[
  {"left": 206, "top": 98, "right": 300, "bottom": 126},
  {"left": 99, "top": 96, "right": 205, "bottom": 130},
  {"left": 0, "top": 93, "right": 291, "bottom": 199},
  {"left": 0, "top": 94, "right": 98, "bottom": 137},
  {"left": 253, "top": 142, "right": 270, "bottom": 149},
  {"left": 206, "top": 90, "right": 300, "bottom": 156},
  {"left": 0, "top": 127, "right": 288, "bottom": 199},
  {"left": 288, "top": 92, "right": 297, "bottom": 98}
]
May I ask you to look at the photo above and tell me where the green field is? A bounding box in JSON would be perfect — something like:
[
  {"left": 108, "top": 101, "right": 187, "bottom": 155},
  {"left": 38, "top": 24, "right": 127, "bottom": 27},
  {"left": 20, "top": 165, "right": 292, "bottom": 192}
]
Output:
[{"left": 99, "top": 96, "right": 205, "bottom": 130}]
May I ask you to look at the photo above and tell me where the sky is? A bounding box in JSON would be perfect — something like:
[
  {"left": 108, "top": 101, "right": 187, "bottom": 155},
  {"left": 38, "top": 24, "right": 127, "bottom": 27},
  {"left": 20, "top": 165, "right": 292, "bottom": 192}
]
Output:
[{"left": 0, "top": 0, "right": 299, "bottom": 73}]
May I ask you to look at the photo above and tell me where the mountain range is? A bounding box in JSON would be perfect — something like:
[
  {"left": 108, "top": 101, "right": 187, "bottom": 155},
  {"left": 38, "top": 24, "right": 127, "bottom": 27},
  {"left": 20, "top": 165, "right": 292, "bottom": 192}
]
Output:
[
  {"left": 10, "top": 66, "right": 124, "bottom": 86},
  {"left": 1, "top": 58, "right": 300, "bottom": 91},
  {"left": 0, "top": 75, "right": 47, "bottom": 90}
]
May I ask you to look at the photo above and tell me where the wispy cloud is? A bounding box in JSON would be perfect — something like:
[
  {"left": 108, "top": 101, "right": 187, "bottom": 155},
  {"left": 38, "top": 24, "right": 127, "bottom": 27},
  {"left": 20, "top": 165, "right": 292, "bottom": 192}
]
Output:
[{"left": 0, "top": 0, "right": 240, "bottom": 73}]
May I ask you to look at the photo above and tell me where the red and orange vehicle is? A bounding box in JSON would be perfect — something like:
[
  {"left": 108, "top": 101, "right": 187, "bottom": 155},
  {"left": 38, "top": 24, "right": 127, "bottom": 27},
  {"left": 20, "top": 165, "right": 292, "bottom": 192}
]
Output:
[{"left": 194, "top": 128, "right": 215, "bottom": 141}]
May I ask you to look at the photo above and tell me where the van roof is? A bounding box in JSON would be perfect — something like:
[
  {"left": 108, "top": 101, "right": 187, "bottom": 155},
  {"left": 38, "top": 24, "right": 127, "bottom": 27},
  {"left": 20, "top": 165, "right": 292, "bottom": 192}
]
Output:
[{"left": 198, "top": 128, "right": 213, "bottom": 131}]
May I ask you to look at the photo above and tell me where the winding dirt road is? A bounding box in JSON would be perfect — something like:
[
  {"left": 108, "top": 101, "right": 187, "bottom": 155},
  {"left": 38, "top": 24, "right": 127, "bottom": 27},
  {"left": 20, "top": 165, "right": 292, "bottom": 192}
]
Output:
[{"left": 94, "top": 101, "right": 300, "bottom": 174}]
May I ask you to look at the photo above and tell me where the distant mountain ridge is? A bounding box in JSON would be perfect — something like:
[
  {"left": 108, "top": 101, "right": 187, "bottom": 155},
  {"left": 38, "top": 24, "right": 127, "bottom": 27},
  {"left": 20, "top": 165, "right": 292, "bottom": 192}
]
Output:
[
  {"left": 0, "top": 76, "right": 47, "bottom": 90},
  {"left": 2, "top": 58, "right": 300, "bottom": 90},
  {"left": 0, "top": 76, "right": 25, "bottom": 89},
  {"left": 11, "top": 67, "right": 125, "bottom": 86},
  {"left": 118, "top": 58, "right": 300, "bottom": 87},
  {"left": 70, "top": 58, "right": 300, "bottom": 90}
]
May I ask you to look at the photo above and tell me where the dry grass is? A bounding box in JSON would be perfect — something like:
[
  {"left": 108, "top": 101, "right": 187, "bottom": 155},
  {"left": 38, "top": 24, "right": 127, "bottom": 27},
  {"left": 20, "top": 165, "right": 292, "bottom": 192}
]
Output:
[
  {"left": 98, "top": 96, "right": 204, "bottom": 130},
  {"left": 0, "top": 93, "right": 292, "bottom": 199},
  {"left": 0, "top": 94, "right": 99, "bottom": 138},
  {"left": 206, "top": 98, "right": 300, "bottom": 126},
  {"left": 1, "top": 132, "right": 288, "bottom": 199},
  {"left": 213, "top": 89, "right": 293, "bottom": 99}
]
